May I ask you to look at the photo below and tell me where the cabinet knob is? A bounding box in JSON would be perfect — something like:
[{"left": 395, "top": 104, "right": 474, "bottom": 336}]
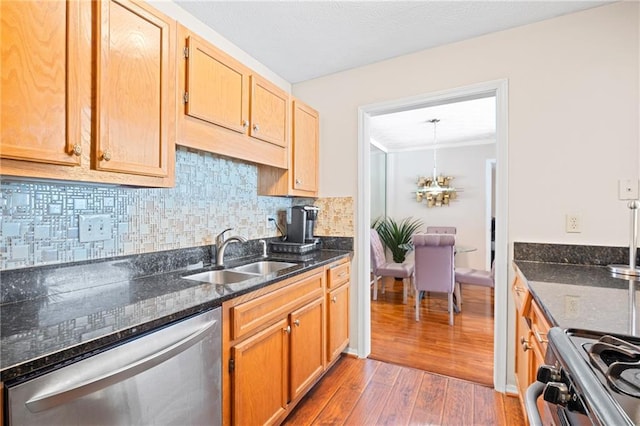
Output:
[
  {"left": 295, "top": 179, "right": 302, "bottom": 184},
  {"left": 294, "top": 319, "right": 300, "bottom": 327},
  {"left": 253, "top": 124, "right": 260, "bottom": 132},
  {"left": 102, "top": 149, "right": 112, "bottom": 162},
  {"left": 284, "top": 325, "right": 291, "bottom": 334},
  {"left": 242, "top": 120, "right": 249, "bottom": 130},
  {"left": 72, "top": 144, "right": 82, "bottom": 156},
  {"left": 520, "top": 336, "right": 531, "bottom": 351},
  {"left": 331, "top": 296, "right": 337, "bottom": 303}
]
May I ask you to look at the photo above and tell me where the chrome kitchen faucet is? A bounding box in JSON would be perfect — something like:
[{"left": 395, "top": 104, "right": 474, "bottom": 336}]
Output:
[{"left": 215, "top": 228, "right": 247, "bottom": 267}]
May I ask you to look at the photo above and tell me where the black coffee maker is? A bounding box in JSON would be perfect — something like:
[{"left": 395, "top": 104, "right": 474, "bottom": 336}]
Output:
[{"left": 287, "top": 205, "right": 320, "bottom": 243}]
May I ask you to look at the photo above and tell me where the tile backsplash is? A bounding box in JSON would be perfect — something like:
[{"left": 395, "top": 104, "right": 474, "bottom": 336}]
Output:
[
  {"left": 1, "top": 147, "right": 299, "bottom": 270},
  {"left": 1, "top": 148, "right": 355, "bottom": 271}
]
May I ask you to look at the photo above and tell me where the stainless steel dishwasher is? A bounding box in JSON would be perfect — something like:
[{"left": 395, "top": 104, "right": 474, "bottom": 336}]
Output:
[{"left": 6, "top": 307, "right": 221, "bottom": 426}]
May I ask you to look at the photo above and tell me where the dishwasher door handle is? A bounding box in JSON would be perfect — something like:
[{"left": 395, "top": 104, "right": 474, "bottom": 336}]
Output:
[{"left": 25, "top": 317, "right": 218, "bottom": 413}]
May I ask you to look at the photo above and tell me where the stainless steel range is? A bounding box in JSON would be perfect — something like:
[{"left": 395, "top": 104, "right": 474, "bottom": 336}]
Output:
[{"left": 528, "top": 327, "right": 640, "bottom": 425}]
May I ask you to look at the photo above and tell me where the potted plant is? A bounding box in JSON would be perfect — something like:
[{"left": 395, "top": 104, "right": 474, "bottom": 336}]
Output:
[{"left": 373, "top": 216, "right": 423, "bottom": 263}]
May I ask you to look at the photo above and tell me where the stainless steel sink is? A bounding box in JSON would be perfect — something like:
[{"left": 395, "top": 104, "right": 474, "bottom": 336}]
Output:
[
  {"left": 231, "top": 261, "right": 298, "bottom": 275},
  {"left": 182, "top": 269, "right": 258, "bottom": 284}
]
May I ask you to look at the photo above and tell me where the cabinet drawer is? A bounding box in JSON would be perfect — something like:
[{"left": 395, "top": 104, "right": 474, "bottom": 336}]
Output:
[
  {"left": 529, "top": 299, "right": 551, "bottom": 362},
  {"left": 511, "top": 275, "right": 531, "bottom": 313},
  {"left": 327, "top": 261, "right": 349, "bottom": 289},
  {"left": 231, "top": 271, "right": 324, "bottom": 340}
]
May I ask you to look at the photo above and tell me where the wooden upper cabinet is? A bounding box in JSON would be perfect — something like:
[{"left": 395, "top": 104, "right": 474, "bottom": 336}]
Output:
[
  {"left": 1, "top": 0, "right": 82, "bottom": 166},
  {"left": 95, "top": 0, "right": 175, "bottom": 178},
  {"left": 292, "top": 99, "right": 319, "bottom": 194},
  {"left": 257, "top": 97, "right": 319, "bottom": 197},
  {"left": 249, "top": 75, "right": 289, "bottom": 148},
  {"left": 184, "top": 35, "right": 249, "bottom": 134},
  {"left": 176, "top": 26, "right": 287, "bottom": 169}
]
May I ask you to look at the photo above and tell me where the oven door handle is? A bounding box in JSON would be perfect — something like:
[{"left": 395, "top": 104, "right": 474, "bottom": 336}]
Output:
[{"left": 525, "top": 381, "right": 545, "bottom": 426}]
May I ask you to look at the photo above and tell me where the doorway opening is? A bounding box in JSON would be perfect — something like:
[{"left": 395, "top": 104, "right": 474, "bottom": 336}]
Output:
[{"left": 357, "top": 79, "right": 509, "bottom": 391}]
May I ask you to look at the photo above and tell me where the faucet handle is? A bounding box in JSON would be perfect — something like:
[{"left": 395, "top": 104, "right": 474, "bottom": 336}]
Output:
[{"left": 216, "top": 228, "right": 233, "bottom": 245}]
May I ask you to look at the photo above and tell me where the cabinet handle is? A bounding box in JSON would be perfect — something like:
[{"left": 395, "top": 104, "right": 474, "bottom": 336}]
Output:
[
  {"left": 534, "top": 330, "right": 548, "bottom": 344},
  {"left": 294, "top": 319, "right": 300, "bottom": 327},
  {"left": 284, "top": 325, "right": 291, "bottom": 334},
  {"left": 72, "top": 144, "right": 82, "bottom": 156},
  {"left": 331, "top": 296, "right": 337, "bottom": 303},
  {"left": 253, "top": 124, "right": 260, "bottom": 132},
  {"left": 520, "top": 336, "right": 531, "bottom": 351},
  {"left": 242, "top": 120, "right": 249, "bottom": 130},
  {"left": 102, "top": 149, "right": 112, "bottom": 162},
  {"left": 295, "top": 179, "right": 302, "bottom": 184}
]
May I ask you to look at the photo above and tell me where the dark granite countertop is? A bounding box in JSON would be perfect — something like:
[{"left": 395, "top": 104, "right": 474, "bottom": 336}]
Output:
[
  {"left": 514, "top": 260, "right": 640, "bottom": 336},
  {"left": 0, "top": 242, "right": 352, "bottom": 383}
]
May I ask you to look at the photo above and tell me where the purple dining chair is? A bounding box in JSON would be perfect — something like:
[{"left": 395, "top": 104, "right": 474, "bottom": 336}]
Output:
[
  {"left": 425, "top": 226, "right": 457, "bottom": 235},
  {"left": 412, "top": 233, "right": 456, "bottom": 324},
  {"left": 370, "top": 229, "right": 414, "bottom": 304},
  {"left": 454, "top": 261, "right": 495, "bottom": 306}
]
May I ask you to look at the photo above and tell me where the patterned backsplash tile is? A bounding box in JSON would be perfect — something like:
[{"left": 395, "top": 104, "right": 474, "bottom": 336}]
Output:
[
  {"left": 1, "top": 148, "right": 355, "bottom": 271},
  {"left": 313, "top": 197, "right": 354, "bottom": 237}
]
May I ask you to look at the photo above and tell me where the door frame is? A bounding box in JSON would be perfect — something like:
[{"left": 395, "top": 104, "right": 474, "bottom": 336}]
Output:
[{"left": 356, "top": 78, "right": 509, "bottom": 392}]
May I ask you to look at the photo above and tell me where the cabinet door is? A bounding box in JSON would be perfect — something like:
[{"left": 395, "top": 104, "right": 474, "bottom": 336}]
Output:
[
  {"left": 292, "top": 99, "right": 319, "bottom": 194},
  {"left": 515, "top": 310, "right": 533, "bottom": 401},
  {"left": 232, "top": 317, "right": 288, "bottom": 426},
  {"left": 290, "top": 297, "right": 325, "bottom": 401},
  {"left": 95, "top": 0, "right": 174, "bottom": 177},
  {"left": 327, "top": 283, "right": 350, "bottom": 363},
  {"left": 184, "top": 34, "right": 249, "bottom": 134},
  {"left": 249, "top": 75, "right": 288, "bottom": 148},
  {"left": 1, "top": 0, "right": 82, "bottom": 166}
]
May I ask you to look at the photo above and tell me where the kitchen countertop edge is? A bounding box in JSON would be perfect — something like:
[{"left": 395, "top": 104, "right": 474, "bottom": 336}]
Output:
[{"left": 1, "top": 250, "right": 352, "bottom": 383}]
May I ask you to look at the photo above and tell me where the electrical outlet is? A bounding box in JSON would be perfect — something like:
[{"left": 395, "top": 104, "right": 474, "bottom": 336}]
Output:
[
  {"left": 564, "top": 295, "right": 580, "bottom": 318},
  {"left": 266, "top": 215, "right": 276, "bottom": 228},
  {"left": 618, "top": 178, "right": 639, "bottom": 200},
  {"left": 79, "top": 214, "right": 112, "bottom": 242},
  {"left": 565, "top": 214, "right": 581, "bottom": 233}
]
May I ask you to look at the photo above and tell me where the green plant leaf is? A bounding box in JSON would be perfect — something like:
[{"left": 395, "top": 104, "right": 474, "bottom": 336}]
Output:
[{"left": 373, "top": 216, "right": 424, "bottom": 263}]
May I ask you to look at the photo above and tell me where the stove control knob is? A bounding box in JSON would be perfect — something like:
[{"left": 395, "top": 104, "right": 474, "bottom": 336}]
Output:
[
  {"left": 537, "top": 365, "right": 561, "bottom": 383},
  {"left": 543, "top": 382, "right": 571, "bottom": 405}
]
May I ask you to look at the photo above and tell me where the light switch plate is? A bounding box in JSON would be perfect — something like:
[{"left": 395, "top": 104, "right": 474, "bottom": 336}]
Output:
[
  {"left": 618, "top": 178, "right": 639, "bottom": 200},
  {"left": 79, "top": 214, "right": 112, "bottom": 242}
]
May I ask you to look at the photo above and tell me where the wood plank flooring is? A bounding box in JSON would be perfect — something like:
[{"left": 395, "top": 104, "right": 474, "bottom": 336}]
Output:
[
  {"left": 283, "top": 277, "right": 524, "bottom": 425},
  {"left": 283, "top": 356, "right": 525, "bottom": 425},
  {"left": 370, "top": 277, "right": 495, "bottom": 385}
]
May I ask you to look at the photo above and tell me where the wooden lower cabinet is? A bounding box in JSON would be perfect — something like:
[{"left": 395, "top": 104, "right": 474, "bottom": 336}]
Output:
[
  {"left": 511, "top": 269, "right": 551, "bottom": 424},
  {"left": 222, "top": 259, "right": 351, "bottom": 425},
  {"left": 327, "top": 282, "right": 350, "bottom": 363},
  {"left": 290, "top": 297, "right": 325, "bottom": 400},
  {"left": 232, "top": 318, "right": 289, "bottom": 426}
]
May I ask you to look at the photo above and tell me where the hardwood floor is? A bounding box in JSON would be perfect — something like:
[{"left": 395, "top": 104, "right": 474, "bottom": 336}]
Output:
[
  {"left": 284, "top": 356, "right": 525, "bottom": 425},
  {"left": 370, "top": 277, "right": 495, "bottom": 386},
  {"left": 283, "top": 277, "right": 524, "bottom": 425}
]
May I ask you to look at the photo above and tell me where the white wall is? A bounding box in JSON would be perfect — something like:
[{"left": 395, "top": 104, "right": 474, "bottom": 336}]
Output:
[
  {"left": 293, "top": 1, "right": 639, "bottom": 389},
  {"left": 294, "top": 1, "right": 639, "bottom": 245},
  {"left": 370, "top": 147, "right": 387, "bottom": 221},
  {"left": 389, "top": 143, "right": 496, "bottom": 269}
]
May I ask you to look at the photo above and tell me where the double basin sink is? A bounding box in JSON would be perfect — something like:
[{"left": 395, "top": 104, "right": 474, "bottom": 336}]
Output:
[{"left": 182, "top": 261, "right": 298, "bottom": 285}]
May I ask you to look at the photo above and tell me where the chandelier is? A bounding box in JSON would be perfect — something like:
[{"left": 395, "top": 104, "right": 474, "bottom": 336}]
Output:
[{"left": 415, "top": 118, "right": 458, "bottom": 207}]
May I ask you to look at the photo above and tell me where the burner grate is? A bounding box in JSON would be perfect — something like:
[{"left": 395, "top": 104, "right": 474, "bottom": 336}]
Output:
[{"left": 587, "top": 335, "right": 640, "bottom": 398}]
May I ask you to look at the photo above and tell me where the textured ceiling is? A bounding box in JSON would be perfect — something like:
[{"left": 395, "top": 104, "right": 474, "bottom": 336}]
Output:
[
  {"left": 174, "top": 1, "right": 612, "bottom": 83},
  {"left": 370, "top": 96, "right": 496, "bottom": 152}
]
